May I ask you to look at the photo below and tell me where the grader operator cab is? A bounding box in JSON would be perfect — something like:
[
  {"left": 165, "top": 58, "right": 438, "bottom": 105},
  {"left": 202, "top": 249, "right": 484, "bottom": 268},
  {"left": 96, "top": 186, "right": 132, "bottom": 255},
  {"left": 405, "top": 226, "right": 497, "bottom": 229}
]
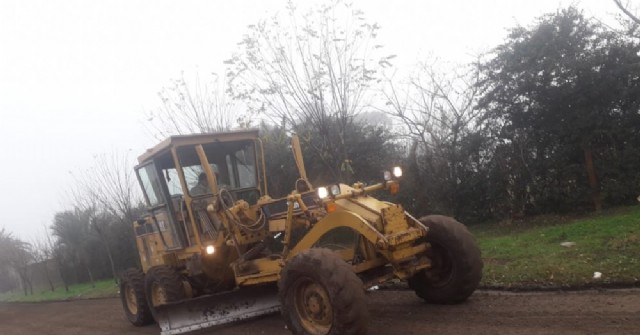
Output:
[{"left": 120, "top": 129, "right": 483, "bottom": 335}]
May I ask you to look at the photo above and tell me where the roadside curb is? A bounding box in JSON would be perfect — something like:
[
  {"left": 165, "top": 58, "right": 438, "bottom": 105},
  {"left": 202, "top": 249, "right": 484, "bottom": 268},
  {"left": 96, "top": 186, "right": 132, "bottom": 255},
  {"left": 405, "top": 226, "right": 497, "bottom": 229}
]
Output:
[
  {"left": 5, "top": 281, "right": 640, "bottom": 304},
  {"left": 375, "top": 281, "right": 640, "bottom": 292},
  {"left": 0, "top": 294, "right": 118, "bottom": 305}
]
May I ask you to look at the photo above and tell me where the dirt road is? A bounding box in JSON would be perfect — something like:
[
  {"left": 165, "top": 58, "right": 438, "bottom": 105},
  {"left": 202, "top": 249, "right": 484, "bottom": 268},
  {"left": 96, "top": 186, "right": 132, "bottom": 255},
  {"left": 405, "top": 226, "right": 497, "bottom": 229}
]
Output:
[{"left": 0, "top": 289, "right": 638, "bottom": 335}]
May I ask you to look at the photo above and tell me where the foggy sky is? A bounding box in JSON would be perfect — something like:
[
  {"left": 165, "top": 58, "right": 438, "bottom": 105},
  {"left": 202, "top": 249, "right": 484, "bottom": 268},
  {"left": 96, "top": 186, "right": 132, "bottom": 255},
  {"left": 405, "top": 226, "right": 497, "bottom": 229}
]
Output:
[{"left": 0, "top": 0, "right": 621, "bottom": 240}]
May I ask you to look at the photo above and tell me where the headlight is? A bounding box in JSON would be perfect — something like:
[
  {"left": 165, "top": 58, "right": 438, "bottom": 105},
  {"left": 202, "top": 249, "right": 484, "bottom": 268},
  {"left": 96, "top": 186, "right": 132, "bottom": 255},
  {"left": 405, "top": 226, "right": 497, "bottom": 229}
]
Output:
[
  {"left": 392, "top": 166, "right": 403, "bottom": 178},
  {"left": 317, "top": 187, "right": 329, "bottom": 199},
  {"left": 383, "top": 171, "right": 392, "bottom": 181},
  {"left": 205, "top": 245, "right": 215, "bottom": 255},
  {"left": 330, "top": 184, "right": 341, "bottom": 196}
]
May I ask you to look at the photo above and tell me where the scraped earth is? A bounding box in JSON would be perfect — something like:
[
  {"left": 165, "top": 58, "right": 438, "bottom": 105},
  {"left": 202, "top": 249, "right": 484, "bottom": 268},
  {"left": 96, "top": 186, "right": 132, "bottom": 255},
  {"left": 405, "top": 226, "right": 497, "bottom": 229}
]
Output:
[{"left": 0, "top": 289, "right": 638, "bottom": 335}]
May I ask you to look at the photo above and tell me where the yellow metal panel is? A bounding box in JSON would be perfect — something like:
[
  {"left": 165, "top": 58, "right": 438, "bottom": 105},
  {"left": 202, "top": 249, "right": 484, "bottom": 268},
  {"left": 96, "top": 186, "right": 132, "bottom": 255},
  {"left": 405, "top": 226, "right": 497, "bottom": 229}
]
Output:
[
  {"left": 392, "top": 255, "right": 431, "bottom": 280},
  {"left": 381, "top": 204, "right": 410, "bottom": 235},
  {"left": 387, "top": 243, "right": 428, "bottom": 262},
  {"left": 291, "top": 134, "right": 308, "bottom": 182},
  {"left": 334, "top": 198, "right": 383, "bottom": 230},
  {"left": 237, "top": 273, "right": 280, "bottom": 286},
  {"left": 352, "top": 257, "right": 387, "bottom": 273},
  {"left": 177, "top": 245, "right": 202, "bottom": 257},
  {"left": 334, "top": 248, "right": 356, "bottom": 261},
  {"left": 386, "top": 228, "right": 425, "bottom": 247},
  {"left": 137, "top": 129, "right": 260, "bottom": 164},
  {"left": 162, "top": 253, "right": 179, "bottom": 267},
  {"left": 136, "top": 237, "right": 151, "bottom": 273},
  {"left": 287, "top": 211, "right": 386, "bottom": 260},
  {"left": 144, "top": 233, "right": 165, "bottom": 270},
  {"left": 268, "top": 219, "right": 286, "bottom": 232},
  {"left": 175, "top": 146, "right": 203, "bottom": 248},
  {"left": 235, "top": 258, "right": 282, "bottom": 286}
]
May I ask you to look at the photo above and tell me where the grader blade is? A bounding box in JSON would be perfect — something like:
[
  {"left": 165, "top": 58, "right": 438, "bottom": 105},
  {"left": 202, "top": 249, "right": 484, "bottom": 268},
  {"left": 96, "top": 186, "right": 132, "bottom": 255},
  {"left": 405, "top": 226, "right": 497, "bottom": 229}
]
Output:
[{"left": 156, "top": 285, "right": 280, "bottom": 335}]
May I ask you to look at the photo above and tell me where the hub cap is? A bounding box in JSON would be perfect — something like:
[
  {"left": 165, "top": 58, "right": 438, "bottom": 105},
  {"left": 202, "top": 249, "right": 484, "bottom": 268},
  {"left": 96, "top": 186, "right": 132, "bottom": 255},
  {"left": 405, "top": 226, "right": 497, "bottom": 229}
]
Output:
[
  {"left": 293, "top": 278, "right": 333, "bottom": 335},
  {"left": 124, "top": 284, "right": 138, "bottom": 314},
  {"left": 150, "top": 282, "right": 167, "bottom": 307}
]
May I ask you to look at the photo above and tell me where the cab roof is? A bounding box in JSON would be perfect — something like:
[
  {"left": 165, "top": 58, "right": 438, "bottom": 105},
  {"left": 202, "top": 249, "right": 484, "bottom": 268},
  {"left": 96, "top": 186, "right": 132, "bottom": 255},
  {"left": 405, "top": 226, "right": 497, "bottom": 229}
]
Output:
[{"left": 137, "top": 128, "right": 260, "bottom": 164}]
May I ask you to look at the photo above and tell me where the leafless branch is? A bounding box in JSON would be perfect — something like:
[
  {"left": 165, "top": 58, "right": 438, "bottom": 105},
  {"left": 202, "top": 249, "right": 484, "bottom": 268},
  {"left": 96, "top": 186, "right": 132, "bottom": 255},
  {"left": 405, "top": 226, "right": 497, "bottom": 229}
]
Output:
[
  {"left": 227, "top": 0, "right": 391, "bottom": 180},
  {"left": 614, "top": 0, "right": 640, "bottom": 25},
  {"left": 145, "top": 72, "right": 241, "bottom": 140}
]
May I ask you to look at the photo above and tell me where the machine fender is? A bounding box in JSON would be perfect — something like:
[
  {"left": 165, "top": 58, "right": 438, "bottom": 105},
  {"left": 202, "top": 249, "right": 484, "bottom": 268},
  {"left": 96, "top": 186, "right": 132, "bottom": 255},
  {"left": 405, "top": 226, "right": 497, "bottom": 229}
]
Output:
[{"left": 286, "top": 210, "right": 386, "bottom": 260}]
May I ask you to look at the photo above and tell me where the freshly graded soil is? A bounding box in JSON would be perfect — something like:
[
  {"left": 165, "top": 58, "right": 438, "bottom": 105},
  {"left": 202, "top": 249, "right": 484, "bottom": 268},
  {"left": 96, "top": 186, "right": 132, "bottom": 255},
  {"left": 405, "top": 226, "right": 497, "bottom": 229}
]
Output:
[{"left": 0, "top": 289, "right": 638, "bottom": 335}]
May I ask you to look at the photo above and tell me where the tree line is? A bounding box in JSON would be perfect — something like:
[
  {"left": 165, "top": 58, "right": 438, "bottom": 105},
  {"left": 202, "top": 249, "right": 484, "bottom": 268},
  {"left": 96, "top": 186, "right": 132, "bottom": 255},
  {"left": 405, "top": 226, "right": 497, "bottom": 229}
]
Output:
[{"left": 2, "top": 1, "right": 639, "bottom": 294}]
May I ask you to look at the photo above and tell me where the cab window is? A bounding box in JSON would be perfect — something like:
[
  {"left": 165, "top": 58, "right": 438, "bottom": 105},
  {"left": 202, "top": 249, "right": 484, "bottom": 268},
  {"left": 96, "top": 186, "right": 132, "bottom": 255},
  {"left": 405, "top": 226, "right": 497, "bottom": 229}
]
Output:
[
  {"left": 137, "top": 163, "right": 163, "bottom": 206},
  {"left": 204, "top": 141, "right": 257, "bottom": 190}
]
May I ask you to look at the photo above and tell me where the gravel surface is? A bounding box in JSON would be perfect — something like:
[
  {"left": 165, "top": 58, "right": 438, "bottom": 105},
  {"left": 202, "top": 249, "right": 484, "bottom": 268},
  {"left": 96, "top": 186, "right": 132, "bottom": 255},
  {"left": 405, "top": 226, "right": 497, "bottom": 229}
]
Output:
[{"left": 0, "top": 289, "right": 638, "bottom": 335}]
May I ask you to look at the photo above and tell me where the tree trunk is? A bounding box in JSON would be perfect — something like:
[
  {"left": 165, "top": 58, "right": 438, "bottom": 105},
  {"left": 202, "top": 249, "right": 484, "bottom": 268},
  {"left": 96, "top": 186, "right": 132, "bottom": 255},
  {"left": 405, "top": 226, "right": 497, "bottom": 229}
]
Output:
[
  {"left": 583, "top": 146, "right": 602, "bottom": 212},
  {"left": 85, "top": 263, "right": 95, "bottom": 288},
  {"left": 45, "top": 262, "right": 55, "bottom": 292},
  {"left": 18, "top": 270, "right": 32, "bottom": 296},
  {"left": 39, "top": 259, "right": 55, "bottom": 292},
  {"left": 450, "top": 127, "right": 460, "bottom": 218},
  {"left": 21, "top": 276, "right": 28, "bottom": 296},
  {"left": 102, "top": 238, "right": 118, "bottom": 284},
  {"left": 93, "top": 223, "right": 119, "bottom": 284},
  {"left": 54, "top": 255, "right": 70, "bottom": 292},
  {"left": 408, "top": 140, "right": 428, "bottom": 213}
]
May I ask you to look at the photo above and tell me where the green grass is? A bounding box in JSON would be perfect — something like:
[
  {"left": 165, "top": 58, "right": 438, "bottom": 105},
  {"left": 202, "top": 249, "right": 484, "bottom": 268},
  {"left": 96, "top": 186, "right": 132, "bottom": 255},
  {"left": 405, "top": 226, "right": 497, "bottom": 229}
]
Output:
[
  {"left": 3, "top": 207, "right": 639, "bottom": 302},
  {"left": 0, "top": 279, "right": 118, "bottom": 303},
  {"left": 471, "top": 206, "right": 640, "bottom": 288}
]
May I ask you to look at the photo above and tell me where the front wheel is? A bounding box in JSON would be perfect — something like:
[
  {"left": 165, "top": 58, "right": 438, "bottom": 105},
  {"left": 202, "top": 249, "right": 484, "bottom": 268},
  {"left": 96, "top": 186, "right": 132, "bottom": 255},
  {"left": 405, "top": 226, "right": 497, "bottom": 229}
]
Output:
[
  {"left": 120, "top": 268, "right": 153, "bottom": 326},
  {"left": 409, "top": 215, "right": 483, "bottom": 304},
  {"left": 278, "top": 248, "right": 368, "bottom": 335},
  {"left": 144, "top": 265, "right": 186, "bottom": 321}
]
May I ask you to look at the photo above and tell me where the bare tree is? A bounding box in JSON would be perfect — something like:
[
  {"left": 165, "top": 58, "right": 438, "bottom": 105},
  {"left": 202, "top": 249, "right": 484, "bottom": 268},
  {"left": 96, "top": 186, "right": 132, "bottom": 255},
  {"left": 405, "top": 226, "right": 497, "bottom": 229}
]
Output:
[
  {"left": 72, "top": 151, "right": 141, "bottom": 223},
  {"left": 0, "top": 229, "right": 34, "bottom": 295},
  {"left": 614, "top": 0, "right": 640, "bottom": 25},
  {"left": 146, "top": 72, "right": 240, "bottom": 139},
  {"left": 51, "top": 239, "right": 70, "bottom": 292},
  {"left": 51, "top": 210, "right": 97, "bottom": 288},
  {"left": 384, "top": 59, "right": 481, "bottom": 153},
  {"left": 227, "top": 0, "right": 393, "bottom": 181},
  {"left": 67, "top": 150, "right": 142, "bottom": 283},
  {"left": 31, "top": 228, "right": 57, "bottom": 292},
  {"left": 382, "top": 59, "right": 483, "bottom": 216}
]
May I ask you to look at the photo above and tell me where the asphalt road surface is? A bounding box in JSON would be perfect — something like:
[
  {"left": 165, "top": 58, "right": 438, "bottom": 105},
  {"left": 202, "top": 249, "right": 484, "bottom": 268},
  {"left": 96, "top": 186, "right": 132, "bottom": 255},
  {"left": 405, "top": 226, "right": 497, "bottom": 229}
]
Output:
[{"left": 0, "top": 289, "right": 638, "bottom": 335}]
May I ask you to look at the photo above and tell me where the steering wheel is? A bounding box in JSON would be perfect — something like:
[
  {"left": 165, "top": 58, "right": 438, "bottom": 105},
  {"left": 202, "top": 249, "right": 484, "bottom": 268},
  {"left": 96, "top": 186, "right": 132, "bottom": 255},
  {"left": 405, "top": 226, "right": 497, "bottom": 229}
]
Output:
[
  {"left": 218, "top": 188, "right": 235, "bottom": 209},
  {"left": 295, "top": 179, "right": 311, "bottom": 193}
]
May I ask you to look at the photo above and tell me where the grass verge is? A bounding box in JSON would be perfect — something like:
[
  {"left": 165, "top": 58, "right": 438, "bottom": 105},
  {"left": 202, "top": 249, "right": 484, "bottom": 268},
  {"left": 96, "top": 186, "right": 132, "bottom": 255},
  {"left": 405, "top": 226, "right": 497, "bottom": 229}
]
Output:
[
  {"left": 3, "top": 206, "right": 639, "bottom": 302},
  {"left": 0, "top": 279, "right": 118, "bottom": 303},
  {"left": 471, "top": 206, "right": 640, "bottom": 289}
]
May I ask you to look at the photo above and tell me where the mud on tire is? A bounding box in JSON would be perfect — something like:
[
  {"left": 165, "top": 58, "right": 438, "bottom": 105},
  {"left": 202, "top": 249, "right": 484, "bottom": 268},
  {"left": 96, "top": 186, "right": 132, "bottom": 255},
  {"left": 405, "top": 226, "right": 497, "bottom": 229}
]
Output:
[
  {"left": 408, "top": 215, "right": 483, "bottom": 304},
  {"left": 120, "top": 268, "right": 154, "bottom": 326},
  {"left": 278, "top": 248, "right": 368, "bottom": 335},
  {"left": 144, "top": 265, "right": 186, "bottom": 321}
]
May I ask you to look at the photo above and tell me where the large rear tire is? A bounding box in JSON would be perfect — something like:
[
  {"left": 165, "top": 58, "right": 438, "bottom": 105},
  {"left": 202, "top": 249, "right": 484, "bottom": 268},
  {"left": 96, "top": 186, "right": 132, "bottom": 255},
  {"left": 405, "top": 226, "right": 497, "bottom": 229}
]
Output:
[
  {"left": 279, "top": 248, "right": 368, "bottom": 335},
  {"left": 408, "top": 215, "right": 483, "bottom": 304},
  {"left": 120, "top": 268, "right": 153, "bottom": 326},
  {"left": 144, "top": 265, "right": 186, "bottom": 321}
]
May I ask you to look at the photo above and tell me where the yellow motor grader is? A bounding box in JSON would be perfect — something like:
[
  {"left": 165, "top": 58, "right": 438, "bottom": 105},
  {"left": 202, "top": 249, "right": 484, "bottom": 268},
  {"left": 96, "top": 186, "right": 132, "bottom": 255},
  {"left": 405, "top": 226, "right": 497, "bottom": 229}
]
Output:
[{"left": 120, "top": 129, "right": 483, "bottom": 335}]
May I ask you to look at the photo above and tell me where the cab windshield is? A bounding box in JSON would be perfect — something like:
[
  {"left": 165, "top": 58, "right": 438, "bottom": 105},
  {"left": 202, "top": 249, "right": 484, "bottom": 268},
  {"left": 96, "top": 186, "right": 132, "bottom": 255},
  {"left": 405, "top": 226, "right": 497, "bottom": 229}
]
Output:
[{"left": 177, "top": 140, "right": 259, "bottom": 198}]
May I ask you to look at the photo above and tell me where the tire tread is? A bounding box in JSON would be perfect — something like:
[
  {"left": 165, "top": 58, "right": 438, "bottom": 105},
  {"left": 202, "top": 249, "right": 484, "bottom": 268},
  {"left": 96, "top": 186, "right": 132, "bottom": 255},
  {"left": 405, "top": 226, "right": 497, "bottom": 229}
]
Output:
[
  {"left": 120, "top": 268, "right": 154, "bottom": 326},
  {"left": 409, "top": 215, "right": 483, "bottom": 304},
  {"left": 279, "top": 248, "right": 368, "bottom": 335}
]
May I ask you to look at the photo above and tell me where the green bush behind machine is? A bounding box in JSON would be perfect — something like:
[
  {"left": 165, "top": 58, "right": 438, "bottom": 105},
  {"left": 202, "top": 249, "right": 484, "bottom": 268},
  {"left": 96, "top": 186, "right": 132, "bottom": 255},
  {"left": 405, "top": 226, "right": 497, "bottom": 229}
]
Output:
[{"left": 120, "top": 129, "right": 483, "bottom": 335}]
